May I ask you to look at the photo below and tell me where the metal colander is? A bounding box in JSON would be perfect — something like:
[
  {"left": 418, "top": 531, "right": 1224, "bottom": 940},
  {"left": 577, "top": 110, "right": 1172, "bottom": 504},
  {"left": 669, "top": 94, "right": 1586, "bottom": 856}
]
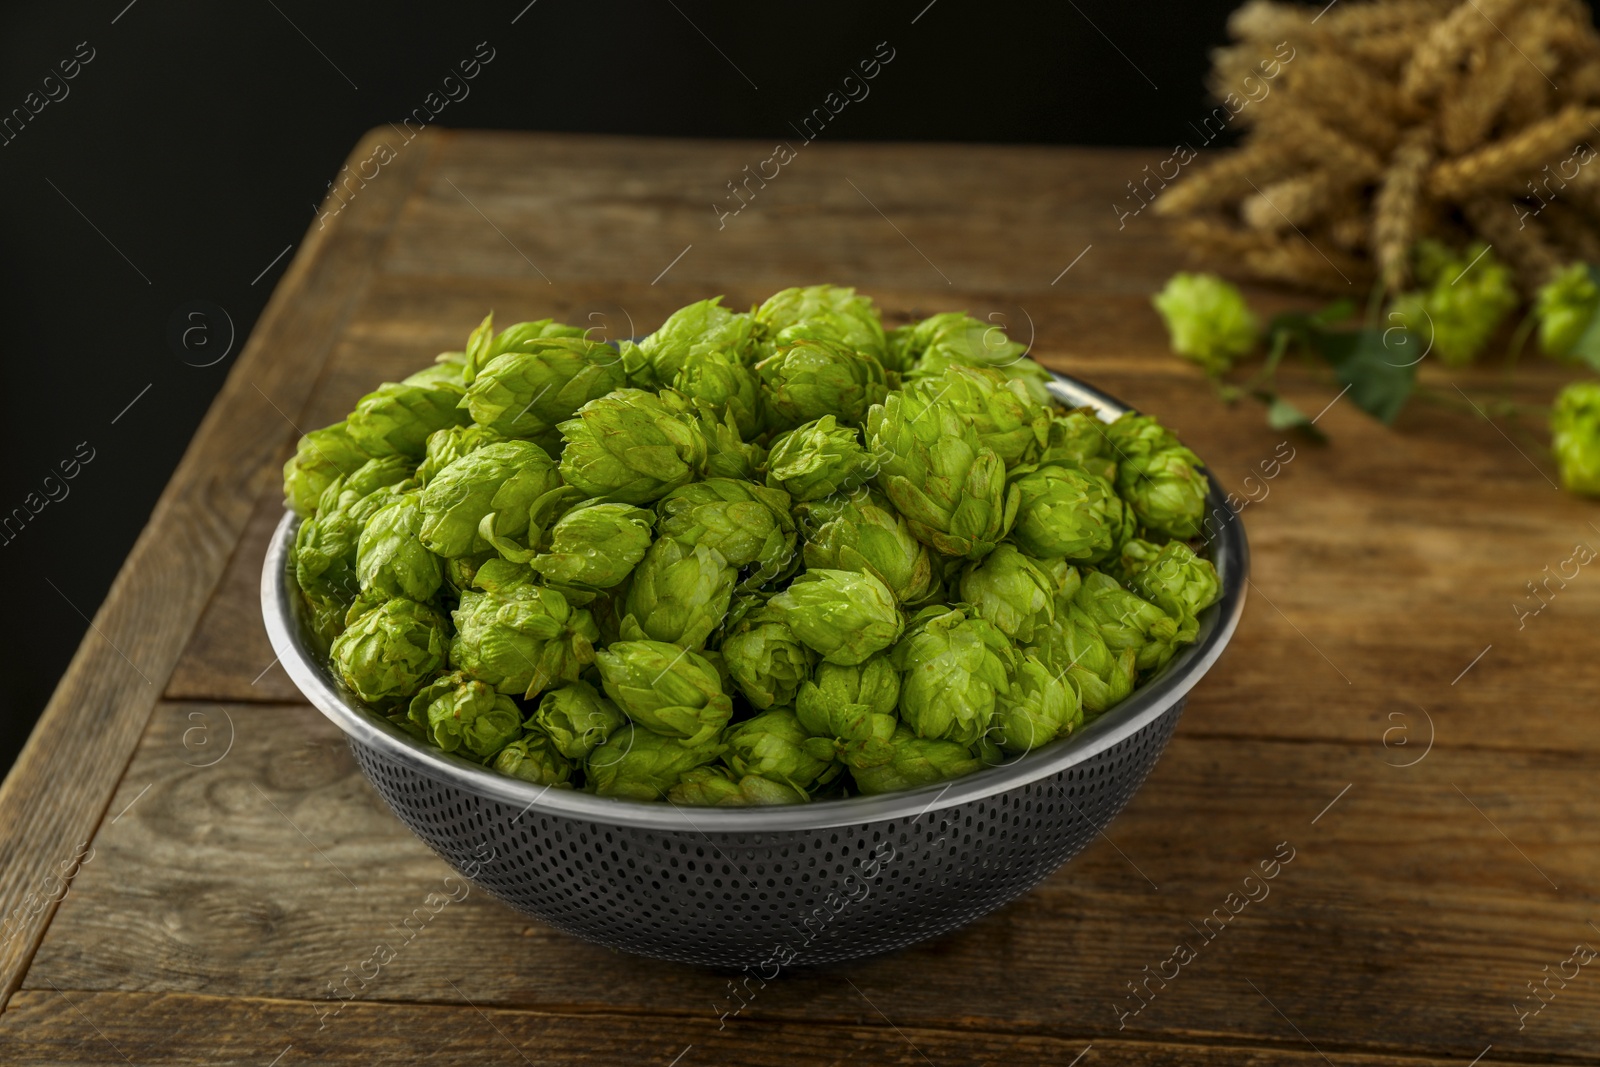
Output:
[{"left": 262, "top": 372, "right": 1247, "bottom": 969}]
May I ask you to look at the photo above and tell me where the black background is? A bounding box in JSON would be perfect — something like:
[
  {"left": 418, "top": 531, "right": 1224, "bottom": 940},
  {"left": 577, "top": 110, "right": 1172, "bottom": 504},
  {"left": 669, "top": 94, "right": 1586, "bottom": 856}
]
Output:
[{"left": 0, "top": 0, "right": 1244, "bottom": 773}]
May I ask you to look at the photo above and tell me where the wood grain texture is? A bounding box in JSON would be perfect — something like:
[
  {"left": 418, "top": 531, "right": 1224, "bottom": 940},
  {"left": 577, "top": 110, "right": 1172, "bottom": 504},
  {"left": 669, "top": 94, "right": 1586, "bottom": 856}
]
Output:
[
  {"left": 0, "top": 128, "right": 442, "bottom": 1009},
  {"left": 0, "top": 989, "right": 1556, "bottom": 1067},
  {"left": 25, "top": 702, "right": 1600, "bottom": 1063},
  {"left": 5, "top": 131, "right": 1598, "bottom": 1066}
]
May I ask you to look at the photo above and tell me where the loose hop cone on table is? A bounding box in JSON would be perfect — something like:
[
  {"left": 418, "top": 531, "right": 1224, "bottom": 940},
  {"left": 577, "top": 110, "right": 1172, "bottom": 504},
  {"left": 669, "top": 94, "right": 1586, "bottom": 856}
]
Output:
[{"left": 1158, "top": 0, "right": 1600, "bottom": 294}]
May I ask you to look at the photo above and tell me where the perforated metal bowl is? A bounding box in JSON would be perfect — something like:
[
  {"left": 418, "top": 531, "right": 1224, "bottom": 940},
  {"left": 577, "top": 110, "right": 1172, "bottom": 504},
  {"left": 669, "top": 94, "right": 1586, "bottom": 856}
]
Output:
[{"left": 262, "top": 371, "right": 1247, "bottom": 968}]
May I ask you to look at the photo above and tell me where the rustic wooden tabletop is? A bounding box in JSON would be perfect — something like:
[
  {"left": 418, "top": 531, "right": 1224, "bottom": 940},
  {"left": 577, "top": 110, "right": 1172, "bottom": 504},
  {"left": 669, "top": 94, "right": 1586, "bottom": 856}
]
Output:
[{"left": 1, "top": 128, "right": 1596, "bottom": 1066}]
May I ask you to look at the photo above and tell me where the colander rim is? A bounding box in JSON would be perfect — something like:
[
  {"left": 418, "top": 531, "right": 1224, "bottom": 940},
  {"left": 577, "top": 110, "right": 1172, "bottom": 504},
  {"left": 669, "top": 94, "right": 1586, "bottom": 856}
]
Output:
[{"left": 261, "top": 369, "right": 1249, "bottom": 833}]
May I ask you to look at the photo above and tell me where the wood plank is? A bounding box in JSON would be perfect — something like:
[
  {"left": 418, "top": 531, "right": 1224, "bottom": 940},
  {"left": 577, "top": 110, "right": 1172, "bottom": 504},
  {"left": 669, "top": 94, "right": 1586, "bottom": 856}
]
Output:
[
  {"left": 0, "top": 989, "right": 1557, "bottom": 1067},
  {"left": 0, "top": 128, "right": 442, "bottom": 1011},
  {"left": 26, "top": 702, "right": 1600, "bottom": 1063}
]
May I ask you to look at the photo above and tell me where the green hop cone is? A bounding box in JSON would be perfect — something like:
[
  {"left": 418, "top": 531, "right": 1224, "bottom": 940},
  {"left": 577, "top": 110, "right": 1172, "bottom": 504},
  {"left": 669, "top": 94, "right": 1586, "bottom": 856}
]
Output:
[
  {"left": 725, "top": 708, "right": 840, "bottom": 792},
  {"left": 794, "top": 657, "right": 900, "bottom": 769},
  {"left": 1536, "top": 263, "right": 1600, "bottom": 359},
  {"left": 683, "top": 399, "right": 763, "bottom": 482},
  {"left": 461, "top": 312, "right": 587, "bottom": 383},
  {"left": 957, "top": 544, "right": 1058, "bottom": 644},
  {"left": 346, "top": 381, "right": 470, "bottom": 459},
  {"left": 1009, "top": 460, "right": 1133, "bottom": 563},
  {"left": 667, "top": 766, "right": 806, "bottom": 806},
  {"left": 768, "top": 568, "right": 904, "bottom": 666},
  {"left": 764, "top": 415, "right": 874, "bottom": 502},
  {"left": 593, "top": 640, "right": 734, "bottom": 745},
  {"left": 656, "top": 478, "right": 797, "bottom": 588},
  {"left": 890, "top": 605, "right": 1015, "bottom": 747},
  {"left": 557, "top": 388, "right": 707, "bottom": 505},
  {"left": 618, "top": 539, "right": 737, "bottom": 650},
  {"left": 282, "top": 422, "right": 375, "bottom": 518},
  {"left": 417, "top": 424, "right": 508, "bottom": 484},
  {"left": 1103, "top": 413, "right": 1209, "bottom": 540},
  {"left": 532, "top": 679, "right": 628, "bottom": 761},
  {"left": 293, "top": 457, "right": 413, "bottom": 608},
  {"left": 901, "top": 311, "right": 1054, "bottom": 406},
  {"left": 1111, "top": 539, "right": 1221, "bottom": 625},
  {"left": 1029, "top": 603, "right": 1136, "bottom": 716},
  {"left": 419, "top": 441, "right": 562, "bottom": 559},
  {"left": 719, "top": 604, "right": 816, "bottom": 710},
  {"left": 407, "top": 671, "right": 523, "bottom": 762},
  {"left": 492, "top": 732, "right": 575, "bottom": 787},
  {"left": 1151, "top": 272, "right": 1258, "bottom": 376},
  {"left": 796, "top": 488, "right": 935, "bottom": 604},
  {"left": 528, "top": 501, "right": 655, "bottom": 593},
  {"left": 463, "top": 337, "right": 628, "bottom": 438},
  {"left": 401, "top": 356, "right": 468, "bottom": 390},
  {"left": 585, "top": 724, "right": 723, "bottom": 801},
  {"left": 331, "top": 598, "right": 448, "bottom": 708},
  {"left": 1072, "top": 570, "right": 1183, "bottom": 674},
  {"left": 449, "top": 562, "right": 598, "bottom": 698},
  {"left": 849, "top": 724, "right": 982, "bottom": 796},
  {"left": 902, "top": 366, "right": 1050, "bottom": 467},
  {"left": 755, "top": 284, "right": 888, "bottom": 365},
  {"left": 988, "top": 653, "right": 1081, "bottom": 755},
  {"left": 635, "top": 297, "right": 761, "bottom": 389},
  {"left": 1386, "top": 241, "right": 1518, "bottom": 366},
  {"left": 1040, "top": 410, "right": 1118, "bottom": 482},
  {"left": 672, "top": 347, "right": 764, "bottom": 439},
  {"left": 1551, "top": 380, "right": 1600, "bottom": 495},
  {"left": 356, "top": 494, "right": 444, "bottom": 604},
  {"left": 755, "top": 338, "right": 889, "bottom": 429},
  {"left": 867, "top": 391, "right": 1019, "bottom": 559}
]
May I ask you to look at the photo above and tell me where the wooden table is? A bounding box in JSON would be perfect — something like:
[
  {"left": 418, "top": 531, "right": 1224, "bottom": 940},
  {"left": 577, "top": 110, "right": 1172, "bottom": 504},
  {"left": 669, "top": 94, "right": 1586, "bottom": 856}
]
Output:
[{"left": 1, "top": 129, "right": 1596, "bottom": 1066}]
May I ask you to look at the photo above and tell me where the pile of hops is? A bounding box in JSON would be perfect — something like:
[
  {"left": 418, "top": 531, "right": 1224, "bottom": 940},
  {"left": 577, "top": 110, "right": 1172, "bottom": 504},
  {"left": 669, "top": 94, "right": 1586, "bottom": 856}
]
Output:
[{"left": 1156, "top": 0, "right": 1600, "bottom": 294}]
